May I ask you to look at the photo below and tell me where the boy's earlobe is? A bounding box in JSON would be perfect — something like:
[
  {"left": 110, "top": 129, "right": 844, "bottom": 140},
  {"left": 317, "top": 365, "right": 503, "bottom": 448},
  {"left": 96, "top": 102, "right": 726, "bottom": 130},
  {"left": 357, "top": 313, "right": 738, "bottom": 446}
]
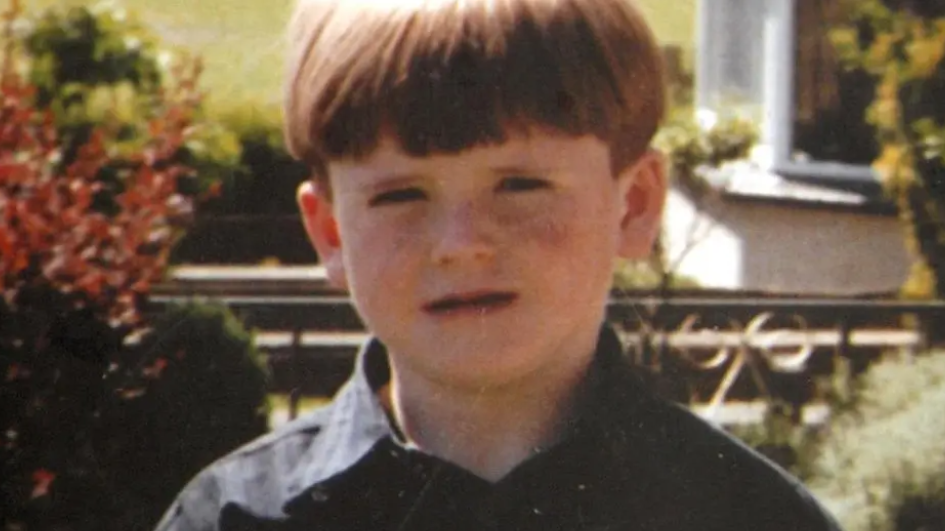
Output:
[
  {"left": 297, "top": 181, "right": 348, "bottom": 289},
  {"left": 616, "top": 149, "right": 667, "bottom": 259}
]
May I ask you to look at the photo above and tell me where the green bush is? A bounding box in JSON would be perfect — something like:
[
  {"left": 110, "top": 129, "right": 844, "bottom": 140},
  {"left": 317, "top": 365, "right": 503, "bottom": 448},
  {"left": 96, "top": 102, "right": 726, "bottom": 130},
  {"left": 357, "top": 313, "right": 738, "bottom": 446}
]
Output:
[
  {"left": 21, "top": 2, "right": 242, "bottom": 207},
  {"left": 807, "top": 350, "right": 945, "bottom": 531},
  {"left": 725, "top": 402, "right": 824, "bottom": 483},
  {"left": 200, "top": 101, "right": 308, "bottom": 216},
  {"left": 24, "top": 4, "right": 161, "bottom": 109},
  {"left": 97, "top": 302, "right": 270, "bottom": 529},
  {"left": 656, "top": 115, "right": 759, "bottom": 196},
  {"left": 24, "top": 2, "right": 165, "bottom": 165},
  {"left": 830, "top": 0, "right": 945, "bottom": 299},
  {"left": 165, "top": 100, "right": 314, "bottom": 263}
]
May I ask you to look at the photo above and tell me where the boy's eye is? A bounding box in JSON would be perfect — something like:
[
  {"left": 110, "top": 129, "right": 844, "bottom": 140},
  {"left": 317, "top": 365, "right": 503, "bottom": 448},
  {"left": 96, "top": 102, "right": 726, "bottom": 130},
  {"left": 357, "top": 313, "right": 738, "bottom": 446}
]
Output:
[
  {"left": 368, "top": 187, "right": 427, "bottom": 206},
  {"left": 496, "top": 176, "right": 550, "bottom": 193}
]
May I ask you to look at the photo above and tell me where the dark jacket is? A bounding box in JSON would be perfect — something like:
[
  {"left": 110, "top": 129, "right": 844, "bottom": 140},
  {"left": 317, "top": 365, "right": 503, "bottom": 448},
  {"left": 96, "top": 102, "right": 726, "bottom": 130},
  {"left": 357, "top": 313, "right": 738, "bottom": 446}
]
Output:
[{"left": 204, "top": 327, "right": 841, "bottom": 531}]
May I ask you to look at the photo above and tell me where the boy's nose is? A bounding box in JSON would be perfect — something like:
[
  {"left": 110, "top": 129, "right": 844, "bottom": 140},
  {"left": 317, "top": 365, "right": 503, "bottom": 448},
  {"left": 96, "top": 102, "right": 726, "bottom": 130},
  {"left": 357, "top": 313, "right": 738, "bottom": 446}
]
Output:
[{"left": 430, "top": 204, "right": 496, "bottom": 267}]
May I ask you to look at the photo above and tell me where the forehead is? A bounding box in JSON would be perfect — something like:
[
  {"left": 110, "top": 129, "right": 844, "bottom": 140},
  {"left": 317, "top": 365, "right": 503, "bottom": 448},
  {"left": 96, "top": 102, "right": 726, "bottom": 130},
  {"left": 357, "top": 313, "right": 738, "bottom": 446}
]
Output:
[{"left": 328, "top": 130, "right": 612, "bottom": 183}]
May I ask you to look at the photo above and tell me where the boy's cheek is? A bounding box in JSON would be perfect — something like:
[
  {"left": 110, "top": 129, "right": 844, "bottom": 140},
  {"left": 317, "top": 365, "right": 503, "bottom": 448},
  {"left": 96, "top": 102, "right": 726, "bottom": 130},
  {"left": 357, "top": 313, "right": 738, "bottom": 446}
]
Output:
[{"left": 498, "top": 197, "right": 597, "bottom": 248}]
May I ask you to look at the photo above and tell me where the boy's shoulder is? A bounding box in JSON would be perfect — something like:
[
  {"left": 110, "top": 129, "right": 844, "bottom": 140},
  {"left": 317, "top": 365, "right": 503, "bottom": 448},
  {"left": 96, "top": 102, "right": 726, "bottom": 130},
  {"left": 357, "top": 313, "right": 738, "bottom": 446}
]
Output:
[
  {"left": 155, "top": 395, "right": 381, "bottom": 530},
  {"left": 596, "top": 389, "right": 841, "bottom": 530}
]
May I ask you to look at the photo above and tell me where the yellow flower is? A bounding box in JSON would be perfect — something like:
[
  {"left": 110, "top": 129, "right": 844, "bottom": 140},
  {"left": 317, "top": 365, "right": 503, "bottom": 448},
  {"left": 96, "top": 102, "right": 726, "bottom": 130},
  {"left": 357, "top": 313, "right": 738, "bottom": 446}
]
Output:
[
  {"left": 870, "top": 77, "right": 902, "bottom": 130},
  {"left": 867, "top": 33, "right": 897, "bottom": 68},
  {"left": 874, "top": 144, "right": 912, "bottom": 183},
  {"left": 906, "top": 32, "right": 945, "bottom": 79}
]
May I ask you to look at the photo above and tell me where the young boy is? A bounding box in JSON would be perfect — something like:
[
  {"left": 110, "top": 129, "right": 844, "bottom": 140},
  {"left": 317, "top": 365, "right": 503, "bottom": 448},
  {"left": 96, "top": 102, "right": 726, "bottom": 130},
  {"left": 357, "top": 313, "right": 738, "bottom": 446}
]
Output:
[{"left": 157, "top": 0, "right": 841, "bottom": 529}]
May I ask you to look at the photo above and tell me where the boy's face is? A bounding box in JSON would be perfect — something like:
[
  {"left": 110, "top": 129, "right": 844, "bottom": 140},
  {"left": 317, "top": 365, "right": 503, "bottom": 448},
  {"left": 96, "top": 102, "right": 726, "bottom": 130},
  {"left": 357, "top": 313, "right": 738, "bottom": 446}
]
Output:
[{"left": 299, "top": 129, "right": 665, "bottom": 390}]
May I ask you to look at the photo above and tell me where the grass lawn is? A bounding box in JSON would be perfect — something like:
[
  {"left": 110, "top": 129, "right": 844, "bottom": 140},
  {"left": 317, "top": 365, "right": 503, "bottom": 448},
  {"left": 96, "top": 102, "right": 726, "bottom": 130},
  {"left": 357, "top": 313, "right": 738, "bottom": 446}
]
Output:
[{"left": 24, "top": 0, "right": 695, "bottom": 113}]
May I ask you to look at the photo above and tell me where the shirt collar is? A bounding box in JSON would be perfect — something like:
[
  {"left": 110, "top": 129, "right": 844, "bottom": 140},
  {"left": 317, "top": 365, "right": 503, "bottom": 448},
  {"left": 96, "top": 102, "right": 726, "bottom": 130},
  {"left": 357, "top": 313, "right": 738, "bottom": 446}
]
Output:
[
  {"left": 283, "top": 323, "right": 649, "bottom": 513},
  {"left": 288, "top": 338, "right": 393, "bottom": 507}
]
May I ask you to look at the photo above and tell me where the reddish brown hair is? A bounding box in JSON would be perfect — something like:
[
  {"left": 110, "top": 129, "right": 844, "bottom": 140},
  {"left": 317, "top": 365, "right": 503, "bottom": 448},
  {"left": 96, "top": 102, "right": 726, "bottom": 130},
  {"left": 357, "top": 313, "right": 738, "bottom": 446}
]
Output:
[{"left": 284, "top": 0, "right": 666, "bottom": 180}]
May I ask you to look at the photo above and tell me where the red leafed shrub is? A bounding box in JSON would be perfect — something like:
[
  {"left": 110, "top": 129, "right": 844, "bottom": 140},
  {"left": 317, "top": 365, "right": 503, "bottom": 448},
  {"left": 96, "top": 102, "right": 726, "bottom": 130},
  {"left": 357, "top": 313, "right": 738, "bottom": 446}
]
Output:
[
  {"left": 0, "top": 2, "right": 204, "bottom": 527},
  {"left": 0, "top": 67, "right": 197, "bottom": 327}
]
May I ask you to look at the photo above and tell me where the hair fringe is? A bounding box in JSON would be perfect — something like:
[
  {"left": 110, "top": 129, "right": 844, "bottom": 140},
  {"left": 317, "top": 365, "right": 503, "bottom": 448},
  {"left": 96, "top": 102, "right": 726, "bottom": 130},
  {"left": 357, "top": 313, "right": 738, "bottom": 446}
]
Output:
[{"left": 285, "top": 0, "right": 666, "bottom": 178}]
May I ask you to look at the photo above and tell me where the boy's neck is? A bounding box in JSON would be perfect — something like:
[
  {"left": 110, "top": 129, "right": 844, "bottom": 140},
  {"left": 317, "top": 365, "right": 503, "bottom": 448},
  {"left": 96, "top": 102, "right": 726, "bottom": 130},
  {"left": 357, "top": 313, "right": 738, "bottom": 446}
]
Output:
[{"left": 385, "top": 344, "right": 596, "bottom": 482}]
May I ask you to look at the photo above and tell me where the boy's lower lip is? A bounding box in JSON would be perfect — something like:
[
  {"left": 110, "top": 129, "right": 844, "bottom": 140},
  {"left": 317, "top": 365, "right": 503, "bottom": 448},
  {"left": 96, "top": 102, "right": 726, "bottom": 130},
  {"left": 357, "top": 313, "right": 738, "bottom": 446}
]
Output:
[{"left": 423, "top": 292, "right": 519, "bottom": 317}]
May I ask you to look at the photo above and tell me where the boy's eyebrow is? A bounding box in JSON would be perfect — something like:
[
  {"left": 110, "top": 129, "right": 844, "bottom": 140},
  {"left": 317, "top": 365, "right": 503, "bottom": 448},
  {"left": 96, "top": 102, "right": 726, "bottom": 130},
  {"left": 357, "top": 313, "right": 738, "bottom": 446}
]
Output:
[
  {"left": 359, "top": 172, "right": 425, "bottom": 190},
  {"left": 489, "top": 164, "right": 554, "bottom": 176},
  {"left": 364, "top": 164, "right": 553, "bottom": 185}
]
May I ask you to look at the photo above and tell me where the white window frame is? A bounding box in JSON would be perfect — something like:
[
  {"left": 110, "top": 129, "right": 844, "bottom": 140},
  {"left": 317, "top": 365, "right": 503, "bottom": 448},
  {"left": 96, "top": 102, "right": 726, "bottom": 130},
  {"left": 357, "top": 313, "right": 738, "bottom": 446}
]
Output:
[{"left": 695, "top": 0, "right": 877, "bottom": 181}]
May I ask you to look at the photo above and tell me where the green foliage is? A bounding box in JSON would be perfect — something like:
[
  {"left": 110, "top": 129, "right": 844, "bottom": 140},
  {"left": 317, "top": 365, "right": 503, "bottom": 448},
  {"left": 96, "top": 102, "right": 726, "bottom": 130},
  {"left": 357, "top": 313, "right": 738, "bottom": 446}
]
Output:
[
  {"left": 24, "top": 4, "right": 161, "bottom": 106},
  {"left": 611, "top": 259, "right": 700, "bottom": 291},
  {"left": 655, "top": 115, "right": 760, "bottom": 197},
  {"left": 199, "top": 101, "right": 308, "bottom": 216},
  {"left": 726, "top": 402, "right": 823, "bottom": 483},
  {"left": 831, "top": 0, "right": 945, "bottom": 299},
  {"left": 98, "top": 302, "right": 270, "bottom": 529},
  {"left": 23, "top": 2, "right": 163, "bottom": 163},
  {"left": 20, "top": 2, "right": 242, "bottom": 203},
  {"left": 808, "top": 351, "right": 945, "bottom": 531}
]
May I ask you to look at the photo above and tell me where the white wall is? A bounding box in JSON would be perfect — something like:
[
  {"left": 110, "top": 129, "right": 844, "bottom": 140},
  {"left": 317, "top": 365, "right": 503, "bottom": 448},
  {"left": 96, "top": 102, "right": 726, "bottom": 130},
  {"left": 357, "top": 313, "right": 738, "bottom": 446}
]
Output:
[
  {"left": 663, "top": 189, "right": 742, "bottom": 289},
  {"left": 663, "top": 191, "right": 912, "bottom": 295},
  {"left": 732, "top": 202, "right": 910, "bottom": 295}
]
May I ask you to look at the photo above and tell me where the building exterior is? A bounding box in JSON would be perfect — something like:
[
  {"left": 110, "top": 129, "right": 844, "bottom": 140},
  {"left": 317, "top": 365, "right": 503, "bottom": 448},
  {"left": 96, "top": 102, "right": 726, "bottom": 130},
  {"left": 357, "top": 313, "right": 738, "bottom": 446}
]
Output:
[
  {"left": 662, "top": 162, "right": 911, "bottom": 295},
  {"left": 666, "top": 0, "right": 913, "bottom": 295}
]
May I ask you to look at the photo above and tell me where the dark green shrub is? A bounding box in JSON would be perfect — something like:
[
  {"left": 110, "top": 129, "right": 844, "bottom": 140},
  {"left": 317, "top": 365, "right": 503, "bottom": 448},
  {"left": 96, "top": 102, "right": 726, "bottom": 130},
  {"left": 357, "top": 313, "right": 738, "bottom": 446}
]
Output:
[
  {"left": 807, "top": 351, "right": 945, "bottom": 531},
  {"left": 0, "top": 286, "right": 124, "bottom": 530},
  {"left": 202, "top": 102, "right": 309, "bottom": 217},
  {"left": 890, "top": 474, "right": 945, "bottom": 531},
  {"left": 97, "top": 302, "right": 270, "bottom": 529},
  {"left": 726, "top": 401, "right": 824, "bottom": 483},
  {"left": 169, "top": 102, "right": 315, "bottom": 264}
]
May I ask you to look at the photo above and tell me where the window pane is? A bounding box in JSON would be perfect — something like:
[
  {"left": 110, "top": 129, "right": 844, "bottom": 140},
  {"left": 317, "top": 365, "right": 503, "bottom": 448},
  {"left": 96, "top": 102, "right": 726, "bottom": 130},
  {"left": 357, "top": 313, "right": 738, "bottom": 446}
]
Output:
[
  {"left": 697, "top": 0, "right": 767, "bottom": 116},
  {"left": 791, "top": 0, "right": 878, "bottom": 165}
]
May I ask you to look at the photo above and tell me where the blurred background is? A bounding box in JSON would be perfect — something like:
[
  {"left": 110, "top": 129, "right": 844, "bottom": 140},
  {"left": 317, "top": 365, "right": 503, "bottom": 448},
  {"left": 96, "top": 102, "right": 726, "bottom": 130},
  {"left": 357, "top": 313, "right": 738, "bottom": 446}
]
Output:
[{"left": 3, "top": 0, "right": 945, "bottom": 530}]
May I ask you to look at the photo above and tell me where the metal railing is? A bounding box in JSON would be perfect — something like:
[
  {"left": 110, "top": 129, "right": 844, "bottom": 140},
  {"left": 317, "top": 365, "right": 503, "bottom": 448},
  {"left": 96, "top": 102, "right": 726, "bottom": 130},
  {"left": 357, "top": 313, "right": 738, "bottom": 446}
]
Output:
[{"left": 148, "top": 267, "right": 945, "bottom": 424}]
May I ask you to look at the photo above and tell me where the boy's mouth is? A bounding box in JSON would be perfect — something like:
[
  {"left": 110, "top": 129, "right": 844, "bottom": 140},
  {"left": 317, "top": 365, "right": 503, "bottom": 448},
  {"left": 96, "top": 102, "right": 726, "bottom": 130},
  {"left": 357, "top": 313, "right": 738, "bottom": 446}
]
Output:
[{"left": 423, "top": 291, "right": 518, "bottom": 315}]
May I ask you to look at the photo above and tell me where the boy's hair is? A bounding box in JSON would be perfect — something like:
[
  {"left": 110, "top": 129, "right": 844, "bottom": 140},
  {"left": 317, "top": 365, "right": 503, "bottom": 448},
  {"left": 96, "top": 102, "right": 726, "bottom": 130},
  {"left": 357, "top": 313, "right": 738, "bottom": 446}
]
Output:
[{"left": 284, "top": 0, "right": 666, "bottom": 181}]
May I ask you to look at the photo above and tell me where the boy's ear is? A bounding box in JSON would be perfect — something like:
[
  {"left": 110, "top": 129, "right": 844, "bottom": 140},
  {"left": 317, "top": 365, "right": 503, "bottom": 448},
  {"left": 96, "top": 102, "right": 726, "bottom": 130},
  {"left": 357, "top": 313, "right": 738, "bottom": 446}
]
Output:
[
  {"left": 297, "top": 180, "right": 347, "bottom": 289},
  {"left": 615, "top": 149, "right": 666, "bottom": 259}
]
